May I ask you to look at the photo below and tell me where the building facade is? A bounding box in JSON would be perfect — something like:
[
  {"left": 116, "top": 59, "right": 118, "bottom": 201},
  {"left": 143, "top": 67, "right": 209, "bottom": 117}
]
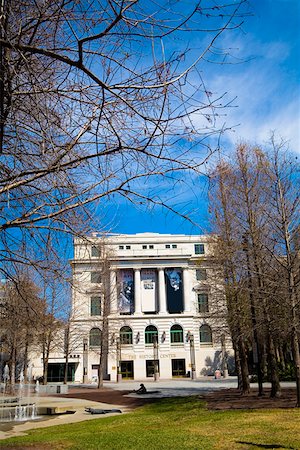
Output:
[{"left": 67, "top": 233, "right": 230, "bottom": 383}]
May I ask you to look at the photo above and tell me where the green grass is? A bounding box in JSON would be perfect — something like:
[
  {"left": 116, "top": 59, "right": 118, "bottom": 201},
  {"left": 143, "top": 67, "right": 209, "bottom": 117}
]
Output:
[{"left": 1, "top": 397, "right": 300, "bottom": 450}]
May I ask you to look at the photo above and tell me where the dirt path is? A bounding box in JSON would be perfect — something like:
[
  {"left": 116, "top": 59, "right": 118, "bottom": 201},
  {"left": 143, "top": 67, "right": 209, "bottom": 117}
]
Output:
[
  {"left": 57, "top": 387, "right": 158, "bottom": 408},
  {"left": 201, "top": 388, "right": 298, "bottom": 410},
  {"left": 58, "top": 386, "right": 299, "bottom": 410}
]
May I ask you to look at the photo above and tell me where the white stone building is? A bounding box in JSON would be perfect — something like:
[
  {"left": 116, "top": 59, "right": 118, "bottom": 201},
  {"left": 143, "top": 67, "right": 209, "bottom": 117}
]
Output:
[{"left": 66, "top": 232, "right": 230, "bottom": 383}]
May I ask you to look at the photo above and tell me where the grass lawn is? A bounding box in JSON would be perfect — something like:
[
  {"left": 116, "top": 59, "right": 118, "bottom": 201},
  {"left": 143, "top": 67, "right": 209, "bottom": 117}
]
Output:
[{"left": 1, "top": 397, "right": 300, "bottom": 450}]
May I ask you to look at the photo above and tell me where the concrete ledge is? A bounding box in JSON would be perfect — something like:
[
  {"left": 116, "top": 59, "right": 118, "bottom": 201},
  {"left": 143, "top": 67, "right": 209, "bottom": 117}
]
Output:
[
  {"left": 37, "top": 384, "right": 68, "bottom": 394},
  {"left": 37, "top": 406, "right": 76, "bottom": 415}
]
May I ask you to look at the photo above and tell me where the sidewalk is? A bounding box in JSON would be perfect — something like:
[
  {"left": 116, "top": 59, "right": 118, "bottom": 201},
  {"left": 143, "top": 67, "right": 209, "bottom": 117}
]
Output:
[
  {"left": 78, "top": 377, "right": 296, "bottom": 399},
  {"left": 0, "top": 395, "right": 126, "bottom": 441}
]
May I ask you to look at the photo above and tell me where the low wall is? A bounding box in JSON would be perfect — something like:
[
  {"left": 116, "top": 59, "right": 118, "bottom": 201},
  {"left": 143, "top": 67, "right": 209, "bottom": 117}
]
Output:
[{"left": 37, "top": 384, "right": 68, "bottom": 394}]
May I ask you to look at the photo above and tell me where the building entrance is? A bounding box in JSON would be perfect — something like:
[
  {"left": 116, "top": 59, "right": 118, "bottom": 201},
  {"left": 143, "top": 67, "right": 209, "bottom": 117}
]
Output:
[
  {"left": 120, "top": 361, "right": 134, "bottom": 379},
  {"left": 171, "top": 359, "right": 186, "bottom": 377},
  {"left": 47, "top": 363, "right": 76, "bottom": 382},
  {"left": 146, "top": 360, "right": 160, "bottom": 377}
]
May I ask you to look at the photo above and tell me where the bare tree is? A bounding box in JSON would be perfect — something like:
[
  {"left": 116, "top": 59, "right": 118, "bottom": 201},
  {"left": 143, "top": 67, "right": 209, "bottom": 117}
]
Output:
[
  {"left": 37, "top": 273, "right": 67, "bottom": 384},
  {"left": 209, "top": 163, "right": 250, "bottom": 394},
  {"left": 265, "top": 138, "right": 300, "bottom": 405},
  {"left": 0, "top": 1, "right": 250, "bottom": 386},
  {"left": 0, "top": 273, "right": 43, "bottom": 393},
  {"left": 0, "top": 0, "right": 249, "bottom": 280},
  {"left": 209, "top": 144, "right": 293, "bottom": 398}
]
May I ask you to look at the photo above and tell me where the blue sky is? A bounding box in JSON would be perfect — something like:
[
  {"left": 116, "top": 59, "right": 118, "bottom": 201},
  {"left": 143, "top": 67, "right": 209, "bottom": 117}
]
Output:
[{"left": 101, "top": 0, "right": 300, "bottom": 237}]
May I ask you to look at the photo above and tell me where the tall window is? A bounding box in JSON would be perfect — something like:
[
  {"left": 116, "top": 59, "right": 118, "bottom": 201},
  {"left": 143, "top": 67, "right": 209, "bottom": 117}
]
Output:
[
  {"left": 120, "top": 326, "right": 133, "bottom": 345},
  {"left": 196, "top": 269, "right": 207, "bottom": 281},
  {"left": 199, "top": 324, "right": 212, "bottom": 344},
  {"left": 145, "top": 325, "right": 158, "bottom": 344},
  {"left": 90, "top": 297, "right": 101, "bottom": 316},
  {"left": 91, "top": 246, "right": 100, "bottom": 257},
  {"left": 194, "top": 244, "right": 205, "bottom": 255},
  {"left": 91, "top": 272, "right": 101, "bottom": 283},
  {"left": 89, "top": 328, "right": 101, "bottom": 347},
  {"left": 198, "top": 293, "right": 209, "bottom": 313},
  {"left": 170, "top": 324, "right": 184, "bottom": 343}
]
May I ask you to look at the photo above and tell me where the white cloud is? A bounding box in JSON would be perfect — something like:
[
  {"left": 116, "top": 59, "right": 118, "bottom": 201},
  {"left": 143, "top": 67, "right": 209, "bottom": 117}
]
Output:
[{"left": 187, "top": 33, "right": 300, "bottom": 152}]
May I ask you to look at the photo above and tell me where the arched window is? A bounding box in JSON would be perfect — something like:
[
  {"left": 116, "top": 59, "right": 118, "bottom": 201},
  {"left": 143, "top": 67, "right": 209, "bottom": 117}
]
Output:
[
  {"left": 170, "top": 324, "right": 184, "bottom": 343},
  {"left": 145, "top": 325, "right": 158, "bottom": 345},
  {"left": 89, "top": 328, "right": 101, "bottom": 347},
  {"left": 199, "top": 324, "right": 212, "bottom": 344},
  {"left": 120, "top": 326, "right": 133, "bottom": 345}
]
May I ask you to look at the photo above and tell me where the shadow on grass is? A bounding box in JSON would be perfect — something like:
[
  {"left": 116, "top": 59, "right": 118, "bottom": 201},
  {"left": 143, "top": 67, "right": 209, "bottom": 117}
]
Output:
[{"left": 237, "top": 441, "right": 297, "bottom": 449}]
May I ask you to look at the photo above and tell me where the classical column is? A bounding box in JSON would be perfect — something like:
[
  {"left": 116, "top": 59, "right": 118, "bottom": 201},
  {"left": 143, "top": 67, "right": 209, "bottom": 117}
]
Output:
[
  {"left": 110, "top": 269, "right": 118, "bottom": 313},
  {"left": 134, "top": 268, "right": 142, "bottom": 314},
  {"left": 158, "top": 268, "right": 167, "bottom": 314},
  {"left": 183, "top": 267, "right": 191, "bottom": 313}
]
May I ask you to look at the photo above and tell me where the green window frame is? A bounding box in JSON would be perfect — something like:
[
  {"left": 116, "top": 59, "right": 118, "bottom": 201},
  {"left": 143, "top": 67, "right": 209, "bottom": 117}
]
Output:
[
  {"left": 91, "top": 272, "right": 101, "bottom": 283},
  {"left": 145, "top": 325, "right": 158, "bottom": 344},
  {"left": 89, "top": 328, "right": 101, "bottom": 347},
  {"left": 120, "top": 326, "right": 133, "bottom": 345},
  {"left": 90, "top": 296, "right": 101, "bottom": 316},
  {"left": 198, "top": 293, "right": 209, "bottom": 313},
  {"left": 170, "top": 324, "right": 184, "bottom": 343},
  {"left": 196, "top": 269, "right": 207, "bottom": 281},
  {"left": 91, "top": 246, "right": 100, "bottom": 257},
  {"left": 194, "top": 244, "right": 205, "bottom": 255},
  {"left": 200, "top": 324, "right": 212, "bottom": 344}
]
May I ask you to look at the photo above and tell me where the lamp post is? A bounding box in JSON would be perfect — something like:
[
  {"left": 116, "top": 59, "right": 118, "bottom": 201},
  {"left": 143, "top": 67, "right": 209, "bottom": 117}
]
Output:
[
  {"left": 116, "top": 338, "right": 122, "bottom": 382},
  {"left": 187, "top": 332, "right": 196, "bottom": 380},
  {"left": 82, "top": 337, "right": 88, "bottom": 384},
  {"left": 153, "top": 334, "right": 159, "bottom": 381}
]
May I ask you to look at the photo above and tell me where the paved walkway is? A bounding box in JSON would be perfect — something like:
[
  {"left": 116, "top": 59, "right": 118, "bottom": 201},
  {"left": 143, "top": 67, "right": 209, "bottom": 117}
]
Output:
[
  {"left": 79, "top": 377, "right": 296, "bottom": 398},
  {"left": 0, "top": 395, "right": 126, "bottom": 441},
  {"left": 105, "top": 377, "right": 239, "bottom": 397}
]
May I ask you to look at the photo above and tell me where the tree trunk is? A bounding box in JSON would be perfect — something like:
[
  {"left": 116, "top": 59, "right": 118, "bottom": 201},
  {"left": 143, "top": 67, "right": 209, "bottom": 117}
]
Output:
[
  {"left": 233, "top": 341, "right": 242, "bottom": 390},
  {"left": 98, "top": 317, "right": 109, "bottom": 388},
  {"left": 238, "top": 336, "right": 250, "bottom": 394},
  {"left": 267, "top": 333, "right": 281, "bottom": 397},
  {"left": 23, "top": 334, "right": 29, "bottom": 383},
  {"left": 64, "top": 353, "right": 69, "bottom": 385},
  {"left": 9, "top": 343, "right": 17, "bottom": 395},
  {"left": 64, "top": 325, "right": 70, "bottom": 384},
  {"left": 244, "top": 236, "right": 264, "bottom": 396},
  {"left": 278, "top": 345, "right": 286, "bottom": 371},
  {"left": 42, "top": 338, "right": 51, "bottom": 385},
  {"left": 43, "top": 357, "right": 48, "bottom": 385},
  {"left": 291, "top": 329, "right": 300, "bottom": 406}
]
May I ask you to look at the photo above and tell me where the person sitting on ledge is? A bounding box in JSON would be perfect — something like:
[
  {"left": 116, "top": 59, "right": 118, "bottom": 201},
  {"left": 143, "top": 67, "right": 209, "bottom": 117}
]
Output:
[{"left": 134, "top": 383, "right": 147, "bottom": 394}]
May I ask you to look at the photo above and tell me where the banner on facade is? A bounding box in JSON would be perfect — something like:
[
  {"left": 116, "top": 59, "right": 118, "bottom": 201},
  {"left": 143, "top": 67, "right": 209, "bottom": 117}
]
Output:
[
  {"left": 141, "top": 269, "right": 157, "bottom": 312},
  {"left": 118, "top": 269, "right": 134, "bottom": 314},
  {"left": 165, "top": 268, "right": 183, "bottom": 313}
]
